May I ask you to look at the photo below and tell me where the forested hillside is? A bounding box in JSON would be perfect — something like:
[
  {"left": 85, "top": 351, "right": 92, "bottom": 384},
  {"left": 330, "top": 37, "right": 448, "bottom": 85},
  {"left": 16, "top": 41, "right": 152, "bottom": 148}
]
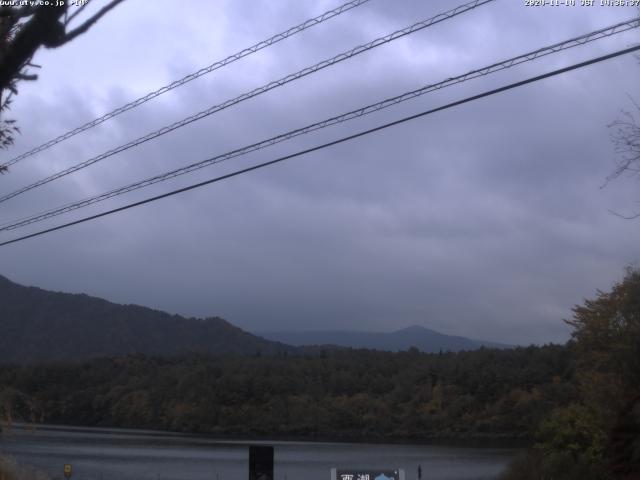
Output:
[
  {"left": 0, "top": 345, "right": 572, "bottom": 440},
  {"left": 0, "top": 275, "right": 292, "bottom": 362}
]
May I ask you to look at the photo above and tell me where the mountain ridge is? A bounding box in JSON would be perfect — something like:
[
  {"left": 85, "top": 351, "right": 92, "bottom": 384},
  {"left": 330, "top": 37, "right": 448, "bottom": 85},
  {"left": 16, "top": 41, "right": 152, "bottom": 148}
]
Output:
[
  {"left": 0, "top": 274, "right": 510, "bottom": 364},
  {"left": 0, "top": 274, "right": 292, "bottom": 364},
  {"left": 259, "top": 324, "right": 512, "bottom": 353}
]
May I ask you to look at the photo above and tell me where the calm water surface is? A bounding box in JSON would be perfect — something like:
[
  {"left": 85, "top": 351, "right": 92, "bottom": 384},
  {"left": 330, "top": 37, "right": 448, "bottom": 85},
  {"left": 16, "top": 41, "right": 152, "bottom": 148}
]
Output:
[{"left": 1, "top": 424, "right": 518, "bottom": 480}]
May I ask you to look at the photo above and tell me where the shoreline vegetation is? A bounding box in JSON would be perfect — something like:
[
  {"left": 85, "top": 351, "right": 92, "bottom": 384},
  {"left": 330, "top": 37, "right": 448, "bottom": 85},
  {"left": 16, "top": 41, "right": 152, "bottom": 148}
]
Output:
[{"left": 4, "top": 420, "right": 529, "bottom": 448}]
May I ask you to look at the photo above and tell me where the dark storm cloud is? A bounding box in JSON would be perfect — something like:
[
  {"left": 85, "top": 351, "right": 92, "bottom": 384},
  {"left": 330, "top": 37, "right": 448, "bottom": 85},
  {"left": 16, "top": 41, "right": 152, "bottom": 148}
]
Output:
[{"left": 0, "top": 0, "right": 638, "bottom": 345}]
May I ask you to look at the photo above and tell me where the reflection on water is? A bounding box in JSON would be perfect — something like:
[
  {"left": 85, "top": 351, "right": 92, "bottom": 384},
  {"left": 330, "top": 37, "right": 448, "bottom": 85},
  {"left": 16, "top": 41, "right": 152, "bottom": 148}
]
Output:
[{"left": 0, "top": 424, "right": 518, "bottom": 480}]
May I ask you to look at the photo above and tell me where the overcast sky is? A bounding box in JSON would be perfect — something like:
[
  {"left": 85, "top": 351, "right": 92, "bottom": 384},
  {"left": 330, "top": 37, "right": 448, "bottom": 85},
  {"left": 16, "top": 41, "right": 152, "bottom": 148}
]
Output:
[{"left": 0, "top": 0, "right": 638, "bottom": 344}]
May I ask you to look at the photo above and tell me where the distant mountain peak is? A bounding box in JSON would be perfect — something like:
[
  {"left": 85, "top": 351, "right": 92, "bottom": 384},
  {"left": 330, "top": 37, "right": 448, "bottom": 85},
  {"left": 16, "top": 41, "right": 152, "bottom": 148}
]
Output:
[
  {"left": 396, "top": 325, "right": 435, "bottom": 333},
  {"left": 260, "top": 326, "right": 512, "bottom": 353}
]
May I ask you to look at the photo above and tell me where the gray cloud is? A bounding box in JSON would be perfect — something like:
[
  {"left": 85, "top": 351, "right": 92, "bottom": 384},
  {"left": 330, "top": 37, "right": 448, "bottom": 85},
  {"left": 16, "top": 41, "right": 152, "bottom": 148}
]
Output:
[{"left": 0, "top": 0, "right": 638, "bottom": 345}]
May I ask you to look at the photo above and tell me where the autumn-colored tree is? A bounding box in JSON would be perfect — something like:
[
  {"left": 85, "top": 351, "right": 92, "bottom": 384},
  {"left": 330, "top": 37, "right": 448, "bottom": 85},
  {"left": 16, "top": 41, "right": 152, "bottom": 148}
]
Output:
[
  {"left": 567, "top": 267, "right": 640, "bottom": 411},
  {"left": 565, "top": 267, "right": 640, "bottom": 477},
  {"left": 503, "top": 269, "right": 640, "bottom": 479}
]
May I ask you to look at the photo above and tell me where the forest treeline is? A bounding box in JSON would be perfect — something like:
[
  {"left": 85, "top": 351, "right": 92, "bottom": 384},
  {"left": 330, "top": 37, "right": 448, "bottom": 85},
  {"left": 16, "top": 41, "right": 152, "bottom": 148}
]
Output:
[{"left": 0, "top": 344, "right": 572, "bottom": 440}]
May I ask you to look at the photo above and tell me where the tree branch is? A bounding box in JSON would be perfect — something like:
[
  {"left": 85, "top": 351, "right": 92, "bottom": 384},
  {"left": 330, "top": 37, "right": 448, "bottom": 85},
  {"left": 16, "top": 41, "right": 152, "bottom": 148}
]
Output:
[
  {"left": 608, "top": 209, "right": 640, "bottom": 220},
  {"left": 14, "top": 72, "right": 37, "bottom": 81},
  {"left": 0, "top": 5, "right": 66, "bottom": 91},
  {"left": 0, "top": 0, "right": 125, "bottom": 151},
  {"left": 0, "top": 6, "right": 39, "bottom": 19},
  {"left": 65, "top": 1, "right": 91, "bottom": 26},
  {"left": 60, "top": 0, "right": 125, "bottom": 44}
]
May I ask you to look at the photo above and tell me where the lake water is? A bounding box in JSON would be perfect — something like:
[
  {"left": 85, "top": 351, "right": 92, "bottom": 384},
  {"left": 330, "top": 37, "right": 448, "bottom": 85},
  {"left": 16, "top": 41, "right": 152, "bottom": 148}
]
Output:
[{"left": 1, "top": 424, "right": 518, "bottom": 480}]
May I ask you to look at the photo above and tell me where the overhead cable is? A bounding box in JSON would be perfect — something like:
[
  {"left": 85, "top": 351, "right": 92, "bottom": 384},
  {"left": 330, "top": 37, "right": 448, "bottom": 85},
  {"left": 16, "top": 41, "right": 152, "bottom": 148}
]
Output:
[
  {"left": 0, "top": 0, "right": 495, "bottom": 205},
  {"left": 1, "top": 43, "right": 638, "bottom": 248},
  {"left": 2, "top": 16, "right": 638, "bottom": 232},
  {"left": 0, "top": 0, "right": 373, "bottom": 169}
]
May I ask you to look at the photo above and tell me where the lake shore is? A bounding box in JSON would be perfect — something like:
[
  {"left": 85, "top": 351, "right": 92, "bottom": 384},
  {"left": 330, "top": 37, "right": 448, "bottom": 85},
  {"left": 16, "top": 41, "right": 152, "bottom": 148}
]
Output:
[
  {"left": 1, "top": 423, "right": 519, "bottom": 480},
  {"left": 6, "top": 421, "right": 530, "bottom": 449}
]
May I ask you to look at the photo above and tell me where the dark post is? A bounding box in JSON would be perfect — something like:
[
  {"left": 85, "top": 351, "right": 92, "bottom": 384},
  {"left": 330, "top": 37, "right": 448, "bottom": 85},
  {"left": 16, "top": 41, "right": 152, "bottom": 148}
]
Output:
[{"left": 249, "top": 445, "right": 274, "bottom": 480}]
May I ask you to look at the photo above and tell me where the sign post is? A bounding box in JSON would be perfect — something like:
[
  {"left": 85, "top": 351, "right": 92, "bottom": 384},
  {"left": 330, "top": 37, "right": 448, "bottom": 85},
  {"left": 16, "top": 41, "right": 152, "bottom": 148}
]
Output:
[
  {"left": 249, "top": 445, "right": 274, "bottom": 480},
  {"left": 63, "top": 464, "right": 72, "bottom": 479}
]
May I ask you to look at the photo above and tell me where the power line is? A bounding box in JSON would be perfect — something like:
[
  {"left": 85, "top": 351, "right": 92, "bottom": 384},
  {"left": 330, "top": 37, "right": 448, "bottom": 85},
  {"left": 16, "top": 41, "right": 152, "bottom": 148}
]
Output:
[
  {"left": 2, "top": 16, "right": 638, "bottom": 233},
  {"left": 1, "top": 43, "right": 638, "bottom": 248},
  {"left": 0, "top": 0, "right": 495, "bottom": 205},
  {"left": 0, "top": 0, "right": 373, "bottom": 170}
]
